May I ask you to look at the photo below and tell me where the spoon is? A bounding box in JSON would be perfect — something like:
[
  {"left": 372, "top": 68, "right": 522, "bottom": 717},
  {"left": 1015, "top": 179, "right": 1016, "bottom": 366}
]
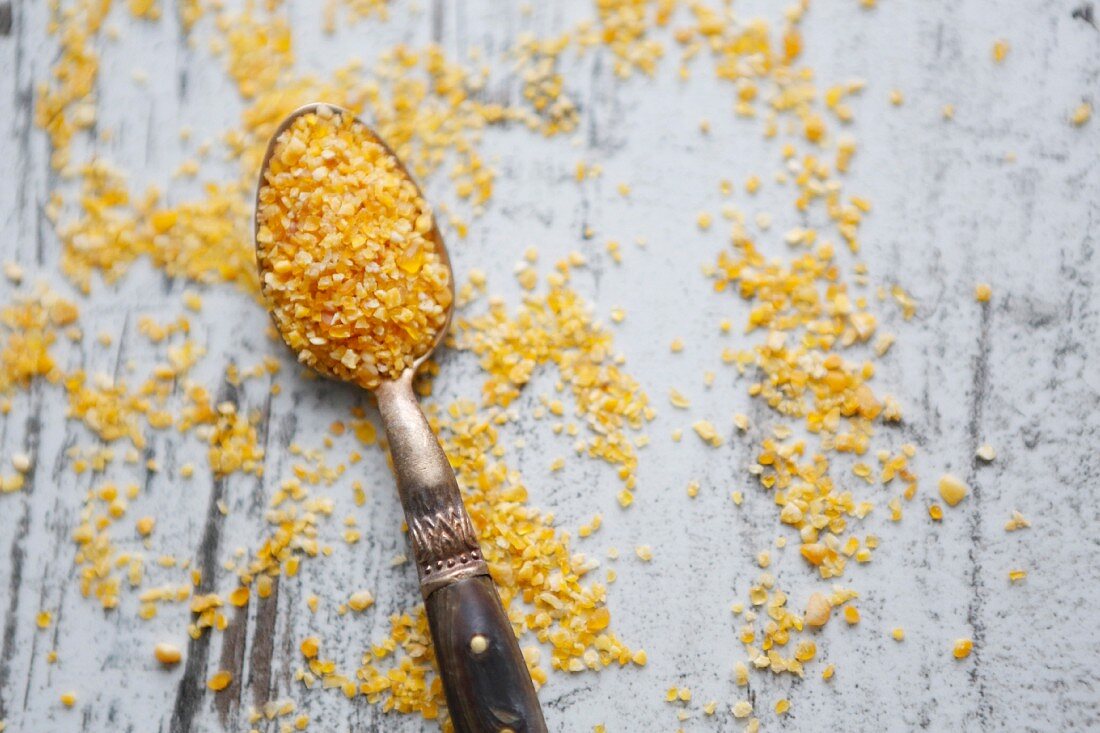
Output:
[{"left": 254, "top": 103, "right": 547, "bottom": 733}]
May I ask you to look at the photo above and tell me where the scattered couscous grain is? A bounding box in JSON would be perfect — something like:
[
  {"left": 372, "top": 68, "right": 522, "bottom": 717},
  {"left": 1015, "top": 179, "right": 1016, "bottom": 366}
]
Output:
[
  {"left": 207, "top": 670, "right": 233, "bottom": 691},
  {"left": 691, "top": 420, "right": 723, "bottom": 447},
  {"left": 136, "top": 516, "right": 156, "bottom": 536},
  {"left": 1070, "top": 102, "right": 1092, "bottom": 127},
  {"left": 952, "top": 638, "right": 973, "bottom": 659},
  {"left": 11, "top": 453, "right": 31, "bottom": 473},
  {"left": 938, "top": 474, "right": 969, "bottom": 507},
  {"left": 804, "top": 593, "right": 831, "bottom": 628},
  {"left": 668, "top": 389, "right": 690, "bottom": 409},
  {"left": 154, "top": 642, "right": 182, "bottom": 665},
  {"left": 348, "top": 590, "right": 374, "bottom": 612},
  {"left": 7, "top": 1, "right": 1046, "bottom": 724}
]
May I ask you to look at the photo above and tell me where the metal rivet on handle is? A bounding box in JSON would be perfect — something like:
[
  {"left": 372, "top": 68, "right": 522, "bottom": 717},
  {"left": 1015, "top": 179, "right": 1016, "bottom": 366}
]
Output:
[{"left": 469, "top": 634, "right": 489, "bottom": 655}]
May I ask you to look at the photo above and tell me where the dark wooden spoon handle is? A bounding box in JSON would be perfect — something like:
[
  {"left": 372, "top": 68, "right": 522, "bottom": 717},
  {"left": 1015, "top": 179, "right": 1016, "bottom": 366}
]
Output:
[
  {"left": 426, "top": 575, "right": 548, "bottom": 733},
  {"left": 374, "top": 375, "right": 546, "bottom": 732}
]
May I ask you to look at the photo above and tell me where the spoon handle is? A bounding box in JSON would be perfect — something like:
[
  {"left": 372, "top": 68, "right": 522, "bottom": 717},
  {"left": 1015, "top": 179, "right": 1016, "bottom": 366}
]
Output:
[{"left": 375, "top": 373, "right": 548, "bottom": 733}]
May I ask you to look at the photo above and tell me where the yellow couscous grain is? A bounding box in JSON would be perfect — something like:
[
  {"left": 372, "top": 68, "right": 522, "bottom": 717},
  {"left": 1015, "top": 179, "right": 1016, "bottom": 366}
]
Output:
[{"left": 256, "top": 107, "right": 451, "bottom": 391}]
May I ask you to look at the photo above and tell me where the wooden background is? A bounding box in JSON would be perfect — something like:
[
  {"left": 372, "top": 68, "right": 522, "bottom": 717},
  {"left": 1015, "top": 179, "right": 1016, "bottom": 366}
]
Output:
[{"left": 1, "top": 0, "right": 1099, "bottom": 731}]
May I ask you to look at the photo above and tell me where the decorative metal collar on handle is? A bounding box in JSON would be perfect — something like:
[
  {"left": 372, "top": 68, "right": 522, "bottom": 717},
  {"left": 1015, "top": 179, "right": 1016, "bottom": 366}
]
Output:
[{"left": 373, "top": 370, "right": 490, "bottom": 598}]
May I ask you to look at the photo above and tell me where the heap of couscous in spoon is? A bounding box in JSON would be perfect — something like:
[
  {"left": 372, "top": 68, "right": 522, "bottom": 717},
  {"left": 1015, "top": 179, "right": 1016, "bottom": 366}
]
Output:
[{"left": 256, "top": 105, "right": 452, "bottom": 389}]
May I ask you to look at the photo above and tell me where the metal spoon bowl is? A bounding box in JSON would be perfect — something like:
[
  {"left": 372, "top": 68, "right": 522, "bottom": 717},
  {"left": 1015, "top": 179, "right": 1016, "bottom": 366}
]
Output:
[{"left": 254, "top": 102, "right": 454, "bottom": 377}]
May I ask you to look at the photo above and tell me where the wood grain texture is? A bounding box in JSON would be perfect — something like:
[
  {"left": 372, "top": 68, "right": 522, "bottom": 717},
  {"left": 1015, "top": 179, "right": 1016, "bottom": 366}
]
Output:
[{"left": 0, "top": 1, "right": 1098, "bottom": 732}]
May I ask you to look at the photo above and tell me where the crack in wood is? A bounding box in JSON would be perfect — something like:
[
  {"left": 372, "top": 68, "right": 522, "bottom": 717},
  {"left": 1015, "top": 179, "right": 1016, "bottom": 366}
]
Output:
[
  {"left": 0, "top": 494, "right": 29, "bottom": 721},
  {"left": 169, "top": 379, "right": 240, "bottom": 733},
  {"left": 214, "top": 595, "right": 249, "bottom": 725},
  {"left": 0, "top": 384, "right": 41, "bottom": 721},
  {"left": 246, "top": 577, "right": 280, "bottom": 709},
  {"left": 964, "top": 296, "right": 992, "bottom": 729},
  {"left": 168, "top": 472, "right": 228, "bottom": 733}
]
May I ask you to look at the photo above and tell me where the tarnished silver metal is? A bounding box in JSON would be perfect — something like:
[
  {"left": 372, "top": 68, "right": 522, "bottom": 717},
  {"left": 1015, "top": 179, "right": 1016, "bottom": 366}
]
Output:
[
  {"left": 254, "top": 103, "right": 484, "bottom": 598},
  {"left": 374, "top": 372, "right": 490, "bottom": 597},
  {"left": 255, "top": 103, "right": 546, "bottom": 733}
]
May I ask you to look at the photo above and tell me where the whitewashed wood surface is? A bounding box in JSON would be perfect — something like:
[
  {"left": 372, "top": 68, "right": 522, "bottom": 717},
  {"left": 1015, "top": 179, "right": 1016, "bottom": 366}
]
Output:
[{"left": 1, "top": 1, "right": 1099, "bottom": 731}]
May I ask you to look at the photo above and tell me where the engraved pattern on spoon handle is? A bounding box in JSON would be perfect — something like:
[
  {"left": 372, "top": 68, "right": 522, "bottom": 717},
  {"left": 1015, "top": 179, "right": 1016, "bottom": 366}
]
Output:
[{"left": 374, "top": 371, "right": 489, "bottom": 597}]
